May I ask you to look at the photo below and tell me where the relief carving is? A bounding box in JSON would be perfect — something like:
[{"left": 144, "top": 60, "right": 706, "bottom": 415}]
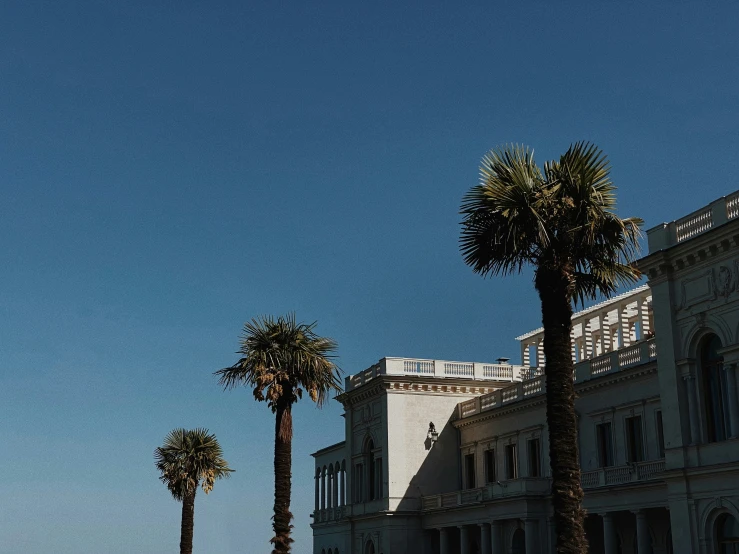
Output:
[{"left": 714, "top": 265, "right": 735, "bottom": 298}]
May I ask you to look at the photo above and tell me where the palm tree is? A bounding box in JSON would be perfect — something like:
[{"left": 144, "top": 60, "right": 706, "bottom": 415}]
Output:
[
  {"left": 215, "top": 314, "right": 341, "bottom": 554},
  {"left": 459, "top": 142, "right": 642, "bottom": 554},
  {"left": 154, "top": 428, "right": 233, "bottom": 554}
]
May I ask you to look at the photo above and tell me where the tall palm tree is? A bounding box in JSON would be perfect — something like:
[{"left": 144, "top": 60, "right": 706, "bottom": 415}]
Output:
[
  {"left": 459, "top": 142, "right": 642, "bottom": 554},
  {"left": 215, "top": 314, "right": 341, "bottom": 554},
  {"left": 154, "top": 428, "right": 233, "bottom": 554}
]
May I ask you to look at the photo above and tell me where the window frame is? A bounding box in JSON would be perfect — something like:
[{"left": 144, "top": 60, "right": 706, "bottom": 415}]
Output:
[
  {"left": 484, "top": 448, "right": 496, "bottom": 484},
  {"left": 625, "top": 414, "right": 645, "bottom": 463},
  {"left": 504, "top": 443, "right": 518, "bottom": 480},
  {"left": 527, "top": 438, "right": 541, "bottom": 478},
  {"left": 595, "top": 420, "right": 615, "bottom": 468}
]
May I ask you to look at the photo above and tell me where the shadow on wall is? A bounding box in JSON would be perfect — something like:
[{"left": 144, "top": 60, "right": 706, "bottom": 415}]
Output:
[{"left": 397, "top": 414, "right": 460, "bottom": 511}]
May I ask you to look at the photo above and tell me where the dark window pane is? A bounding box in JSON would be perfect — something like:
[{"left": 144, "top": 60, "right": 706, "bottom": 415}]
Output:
[
  {"left": 484, "top": 450, "right": 496, "bottom": 483},
  {"left": 528, "top": 439, "right": 541, "bottom": 477},
  {"left": 626, "top": 416, "right": 644, "bottom": 463},
  {"left": 464, "top": 454, "right": 475, "bottom": 489},
  {"left": 505, "top": 444, "right": 517, "bottom": 479},
  {"left": 596, "top": 422, "right": 614, "bottom": 467}
]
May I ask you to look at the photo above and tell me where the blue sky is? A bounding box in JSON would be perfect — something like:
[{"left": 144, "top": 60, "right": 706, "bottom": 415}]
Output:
[{"left": 1, "top": 1, "right": 738, "bottom": 552}]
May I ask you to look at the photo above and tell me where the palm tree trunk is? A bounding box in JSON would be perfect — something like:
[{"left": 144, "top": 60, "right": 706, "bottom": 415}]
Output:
[
  {"left": 180, "top": 488, "right": 196, "bottom": 554},
  {"left": 536, "top": 268, "right": 587, "bottom": 554},
  {"left": 272, "top": 402, "right": 294, "bottom": 554}
]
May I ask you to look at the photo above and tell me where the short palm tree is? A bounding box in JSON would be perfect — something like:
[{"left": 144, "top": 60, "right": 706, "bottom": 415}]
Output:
[
  {"left": 460, "top": 142, "right": 642, "bottom": 554},
  {"left": 215, "top": 314, "right": 341, "bottom": 554},
  {"left": 154, "top": 428, "right": 233, "bottom": 554}
]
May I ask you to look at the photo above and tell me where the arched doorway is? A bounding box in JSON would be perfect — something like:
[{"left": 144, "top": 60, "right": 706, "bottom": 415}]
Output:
[
  {"left": 717, "top": 513, "right": 739, "bottom": 553},
  {"left": 511, "top": 528, "right": 525, "bottom": 554}
]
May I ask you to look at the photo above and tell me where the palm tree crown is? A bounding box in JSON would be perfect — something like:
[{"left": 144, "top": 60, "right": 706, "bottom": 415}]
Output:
[
  {"left": 460, "top": 142, "right": 643, "bottom": 302},
  {"left": 155, "top": 428, "right": 233, "bottom": 501},
  {"left": 215, "top": 313, "right": 342, "bottom": 419}
]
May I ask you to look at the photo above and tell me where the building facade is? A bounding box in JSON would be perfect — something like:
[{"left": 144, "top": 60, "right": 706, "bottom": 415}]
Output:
[{"left": 311, "top": 192, "right": 739, "bottom": 554}]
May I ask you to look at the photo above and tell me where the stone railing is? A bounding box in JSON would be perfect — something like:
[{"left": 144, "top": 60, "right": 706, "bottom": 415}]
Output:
[
  {"left": 313, "top": 505, "right": 348, "bottom": 523},
  {"left": 421, "top": 478, "right": 551, "bottom": 511},
  {"left": 575, "top": 338, "right": 656, "bottom": 382},
  {"left": 581, "top": 459, "right": 665, "bottom": 490},
  {"left": 459, "top": 340, "right": 656, "bottom": 419},
  {"left": 458, "top": 372, "right": 545, "bottom": 418},
  {"left": 647, "top": 190, "right": 739, "bottom": 250},
  {"left": 346, "top": 357, "right": 530, "bottom": 391}
]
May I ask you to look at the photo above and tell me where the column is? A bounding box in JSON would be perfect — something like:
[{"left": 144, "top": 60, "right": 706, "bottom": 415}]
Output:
[
  {"left": 634, "top": 509, "right": 652, "bottom": 554},
  {"left": 479, "top": 523, "right": 491, "bottom": 554},
  {"left": 314, "top": 472, "right": 320, "bottom": 511},
  {"left": 524, "top": 519, "right": 538, "bottom": 554},
  {"left": 537, "top": 339, "right": 545, "bottom": 368},
  {"left": 332, "top": 468, "right": 339, "bottom": 508},
  {"left": 459, "top": 525, "right": 470, "bottom": 554},
  {"left": 439, "top": 528, "right": 450, "bottom": 554},
  {"left": 570, "top": 330, "right": 577, "bottom": 363},
  {"left": 639, "top": 297, "right": 651, "bottom": 338},
  {"left": 600, "top": 313, "right": 611, "bottom": 354},
  {"left": 684, "top": 375, "right": 701, "bottom": 444},
  {"left": 585, "top": 319, "right": 595, "bottom": 359},
  {"left": 724, "top": 363, "right": 739, "bottom": 439},
  {"left": 522, "top": 342, "right": 530, "bottom": 367},
  {"left": 491, "top": 521, "right": 503, "bottom": 554},
  {"left": 602, "top": 513, "right": 617, "bottom": 554},
  {"left": 618, "top": 305, "right": 630, "bottom": 348},
  {"left": 321, "top": 468, "right": 326, "bottom": 509},
  {"left": 328, "top": 471, "right": 333, "bottom": 509},
  {"left": 340, "top": 466, "right": 346, "bottom": 506}
]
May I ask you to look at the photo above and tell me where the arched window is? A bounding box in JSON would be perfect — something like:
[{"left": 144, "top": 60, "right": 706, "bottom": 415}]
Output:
[
  {"left": 717, "top": 513, "right": 739, "bottom": 554},
  {"left": 364, "top": 540, "right": 375, "bottom": 554},
  {"left": 700, "top": 335, "right": 729, "bottom": 442}
]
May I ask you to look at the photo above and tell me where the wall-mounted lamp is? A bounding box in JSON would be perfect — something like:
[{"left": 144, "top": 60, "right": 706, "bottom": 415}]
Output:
[{"left": 427, "top": 422, "right": 438, "bottom": 445}]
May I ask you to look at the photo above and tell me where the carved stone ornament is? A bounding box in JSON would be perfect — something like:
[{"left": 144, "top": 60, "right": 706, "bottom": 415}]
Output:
[{"left": 714, "top": 265, "right": 735, "bottom": 298}]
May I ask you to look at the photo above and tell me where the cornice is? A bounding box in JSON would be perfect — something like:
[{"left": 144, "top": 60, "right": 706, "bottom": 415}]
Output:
[
  {"left": 639, "top": 220, "right": 739, "bottom": 282},
  {"left": 339, "top": 375, "right": 505, "bottom": 407}
]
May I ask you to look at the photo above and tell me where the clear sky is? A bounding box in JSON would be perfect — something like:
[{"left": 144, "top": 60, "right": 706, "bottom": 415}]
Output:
[{"left": 1, "top": 1, "right": 738, "bottom": 552}]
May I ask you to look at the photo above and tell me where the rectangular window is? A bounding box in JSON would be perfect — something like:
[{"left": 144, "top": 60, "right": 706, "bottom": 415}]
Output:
[
  {"left": 464, "top": 454, "right": 475, "bottom": 489},
  {"left": 626, "top": 415, "right": 644, "bottom": 463},
  {"left": 656, "top": 411, "right": 665, "bottom": 458},
  {"left": 527, "top": 439, "right": 541, "bottom": 477},
  {"left": 596, "top": 422, "right": 614, "bottom": 468},
  {"left": 505, "top": 444, "right": 518, "bottom": 479},
  {"left": 484, "top": 449, "right": 496, "bottom": 483}
]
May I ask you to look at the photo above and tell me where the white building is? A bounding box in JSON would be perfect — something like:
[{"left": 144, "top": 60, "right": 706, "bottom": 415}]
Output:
[{"left": 311, "top": 192, "right": 739, "bottom": 554}]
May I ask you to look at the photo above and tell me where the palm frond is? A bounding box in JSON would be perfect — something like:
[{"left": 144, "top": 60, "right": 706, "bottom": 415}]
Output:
[
  {"left": 154, "top": 428, "right": 233, "bottom": 501},
  {"left": 215, "top": 314, "right": 342, "bottom": 411},
  {"left": 461, "top": 142, "right": 643, "bottom": 303},
  {"left": 460, "top": 144, "right": 544, "bottom": 276}
]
